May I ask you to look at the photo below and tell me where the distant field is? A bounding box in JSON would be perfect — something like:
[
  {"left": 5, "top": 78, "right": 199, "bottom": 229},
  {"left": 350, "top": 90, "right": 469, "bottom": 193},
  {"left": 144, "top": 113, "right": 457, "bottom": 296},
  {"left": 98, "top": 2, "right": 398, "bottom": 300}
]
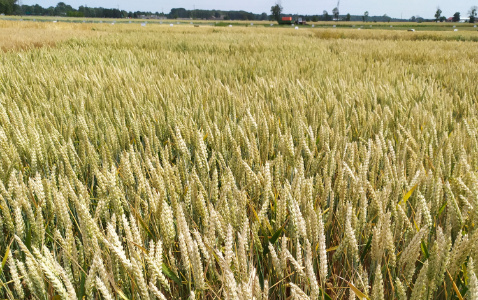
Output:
[
  {"left": 0, "top": 21, "right": 477, "bottom": 300},
  {"left": 2, "top": 15, "right": 478, "bottom": 29},
  {"left": 1, "top": 17, "right": 477, "bottom": 51},
  {"left": 0, "top": 20, "right": 101, "bottom": 51}
]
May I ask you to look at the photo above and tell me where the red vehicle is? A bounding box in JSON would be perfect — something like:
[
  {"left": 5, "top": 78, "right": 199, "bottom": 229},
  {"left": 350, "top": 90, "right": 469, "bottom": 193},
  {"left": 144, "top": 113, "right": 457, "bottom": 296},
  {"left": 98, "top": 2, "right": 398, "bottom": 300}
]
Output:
[{"left": 279, "top": 16, "right": 293, "bottom": 24}]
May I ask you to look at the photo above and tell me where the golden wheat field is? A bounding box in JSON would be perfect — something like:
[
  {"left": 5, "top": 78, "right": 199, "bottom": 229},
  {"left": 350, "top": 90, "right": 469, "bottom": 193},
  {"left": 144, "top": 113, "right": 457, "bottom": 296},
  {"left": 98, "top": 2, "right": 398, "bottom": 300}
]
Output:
[{"left": 0, "top": 20, "right": 478, "bottom": 300}]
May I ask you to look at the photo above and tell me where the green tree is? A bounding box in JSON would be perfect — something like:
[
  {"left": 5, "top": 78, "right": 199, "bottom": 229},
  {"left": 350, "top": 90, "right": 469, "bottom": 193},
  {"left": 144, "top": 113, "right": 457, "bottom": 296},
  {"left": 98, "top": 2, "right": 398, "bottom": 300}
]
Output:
[
  {"left": 169, "top": 8, "right": 189, "bottom": 19},
  {"left": 54, "top": 2, "right": 73, "bottom": 16},
  {"left": 332, "top": 7, "right": 339, "bottom": 21},
  {"left": 452, "top": 12, "right": 460, "bottom": 22},
  {"left": 469, "top": 6, "right": 477, "bottom": 23},
  {"left": 270, "top": 3, "right": 282, "bottom": 22},
  {"left": 0, "top": 0, "right": 17, "bottom": 14},
  {"left": 33, "top": 4, "right": 43, "bottom": 14},
  {"left": 345, "top": 13, "right": 351, "bottom": 21},
  {"left": 363, "top": 11, "right": 369, "bottom": 22},
  {"left": 435, "top": 7, "right": 442, "bottom": 22}
]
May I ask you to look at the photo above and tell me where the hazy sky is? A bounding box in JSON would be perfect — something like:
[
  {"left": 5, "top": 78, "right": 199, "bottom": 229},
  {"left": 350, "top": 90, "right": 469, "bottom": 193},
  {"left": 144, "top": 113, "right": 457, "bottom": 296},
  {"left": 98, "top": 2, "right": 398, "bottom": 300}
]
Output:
[{"left": 20, "top": 0, "right": 477, "bottom": 19}]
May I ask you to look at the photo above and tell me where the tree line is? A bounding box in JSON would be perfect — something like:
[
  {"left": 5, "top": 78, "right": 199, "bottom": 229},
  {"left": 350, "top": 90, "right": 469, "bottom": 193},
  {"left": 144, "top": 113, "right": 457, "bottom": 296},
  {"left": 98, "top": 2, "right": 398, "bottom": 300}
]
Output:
[
  {"left": 271, "top": 3, "right": 477, "bottom": 23},
  {"left": 1, "top": 1, "right": 477, "bottom": 23},
  {"left": 0, "top": 1, "right": 263, "bottom": 19},
  {"left": 0, "top": 1, "right": 401, "bottom": 22},
  {"left": 405, "top": 7, "right": 477, "bottom": 23},
  {"left": 1, "top": 1, "right": 151, "bottom": 18}
]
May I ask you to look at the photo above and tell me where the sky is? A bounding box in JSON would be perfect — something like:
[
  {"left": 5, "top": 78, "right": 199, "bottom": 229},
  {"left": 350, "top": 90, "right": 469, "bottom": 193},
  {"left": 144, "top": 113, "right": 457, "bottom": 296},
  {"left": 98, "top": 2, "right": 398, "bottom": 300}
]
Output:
[{"left": 19, "top": 0, "right": 477, "bottom": 19}]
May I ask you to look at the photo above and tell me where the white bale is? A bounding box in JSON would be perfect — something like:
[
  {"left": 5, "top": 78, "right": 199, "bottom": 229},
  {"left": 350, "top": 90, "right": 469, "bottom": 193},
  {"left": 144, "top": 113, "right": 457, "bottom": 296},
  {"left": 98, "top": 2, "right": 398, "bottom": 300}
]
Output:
[
  {"left": 170, "top": 24, "right": 174, "bottom": 27},
  {"left": 295, "top": 26, "right": 298, "bottom": 29}
]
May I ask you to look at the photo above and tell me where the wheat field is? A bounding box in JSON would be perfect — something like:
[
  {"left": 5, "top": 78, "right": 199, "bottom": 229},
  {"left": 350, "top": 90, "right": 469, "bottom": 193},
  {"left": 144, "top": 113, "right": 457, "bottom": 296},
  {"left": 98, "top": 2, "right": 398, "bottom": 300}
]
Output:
[
  {"left": 0, "top": 20, "right": 100, "bottom": 51},
  {"left": 0, "top": 22, "right": 478, "bottom": 299}
]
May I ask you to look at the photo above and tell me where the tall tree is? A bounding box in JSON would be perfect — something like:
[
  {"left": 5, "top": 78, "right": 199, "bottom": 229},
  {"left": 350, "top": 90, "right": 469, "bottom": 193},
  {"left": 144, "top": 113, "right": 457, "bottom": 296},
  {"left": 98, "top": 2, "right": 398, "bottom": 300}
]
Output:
[
  {"left": 0, "top": 0, "right": 16, "bottom": 14},
  {"left": 434, "top": 7, "right": 442, "bottom": 22},
  {"left": 452, "top": 12, "right": 460, "bottom": 22},
  {"left": 270, "top": 3, "right": 282, "bottom": 22},
  {"left": 332, "top": 7, "right": 339, "bottom": 21},
  {"left": 470, "top": 6, "right": 477, "bottom": 23},
  {"left": 363, "top": 11, "right": 369, "bottom": 22}
]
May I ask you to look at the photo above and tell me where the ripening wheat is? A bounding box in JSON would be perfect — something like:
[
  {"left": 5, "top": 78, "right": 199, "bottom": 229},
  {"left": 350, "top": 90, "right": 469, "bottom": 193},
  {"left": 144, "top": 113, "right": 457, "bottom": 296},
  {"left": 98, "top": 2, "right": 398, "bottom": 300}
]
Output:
[{"left": 0, "top": 22, "right": 477, "bottom": 300}]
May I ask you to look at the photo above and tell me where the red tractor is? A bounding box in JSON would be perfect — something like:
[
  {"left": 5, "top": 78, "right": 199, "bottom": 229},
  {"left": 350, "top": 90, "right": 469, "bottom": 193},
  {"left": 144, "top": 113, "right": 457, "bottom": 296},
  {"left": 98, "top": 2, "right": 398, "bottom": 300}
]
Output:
[{"left": 278, "top": 16, "right": 306, "bottom": 25}]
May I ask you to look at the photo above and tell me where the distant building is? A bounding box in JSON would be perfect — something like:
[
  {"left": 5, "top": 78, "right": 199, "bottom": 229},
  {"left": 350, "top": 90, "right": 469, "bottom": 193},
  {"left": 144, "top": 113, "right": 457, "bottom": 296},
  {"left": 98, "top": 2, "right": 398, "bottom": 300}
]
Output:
[
  {"left": 208, "top": 15, "right": 225, "bottom": 20},
  {"left": 446, "top": 17, "right": 472, "bottom": 23},
  {"left": 139, "top": 15, "right": 166, "bottom": 19}
]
